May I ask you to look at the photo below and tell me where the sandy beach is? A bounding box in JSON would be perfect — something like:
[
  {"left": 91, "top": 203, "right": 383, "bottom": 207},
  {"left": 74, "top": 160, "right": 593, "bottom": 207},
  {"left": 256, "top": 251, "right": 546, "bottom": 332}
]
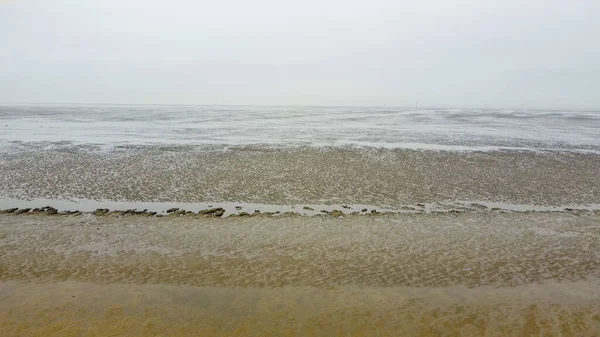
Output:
[{"left": 1, "top": 211, "right": 599, "bottom": 336}]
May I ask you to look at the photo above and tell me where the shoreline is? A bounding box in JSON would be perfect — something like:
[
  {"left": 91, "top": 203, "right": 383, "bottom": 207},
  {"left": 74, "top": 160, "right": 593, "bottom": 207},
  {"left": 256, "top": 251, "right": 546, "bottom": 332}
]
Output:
[{"left": 2, "top": 200, "right": 600, "bottom": 218}]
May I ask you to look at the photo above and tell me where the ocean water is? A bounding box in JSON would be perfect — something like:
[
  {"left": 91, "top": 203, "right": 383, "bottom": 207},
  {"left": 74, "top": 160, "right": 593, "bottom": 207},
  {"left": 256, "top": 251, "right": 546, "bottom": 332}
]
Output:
[
  {"left": 2, "top": 104, "right": 600, "bottom": 152},
  {"left": 1, "top": 104, "right": 600, "bottom": 210}
]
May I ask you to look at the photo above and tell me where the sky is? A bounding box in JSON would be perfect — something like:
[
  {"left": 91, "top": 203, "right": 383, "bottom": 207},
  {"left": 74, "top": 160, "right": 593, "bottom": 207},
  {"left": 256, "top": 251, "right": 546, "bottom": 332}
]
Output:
[{"left": 1, "top": 0, "right": 599, "bottom": 108}]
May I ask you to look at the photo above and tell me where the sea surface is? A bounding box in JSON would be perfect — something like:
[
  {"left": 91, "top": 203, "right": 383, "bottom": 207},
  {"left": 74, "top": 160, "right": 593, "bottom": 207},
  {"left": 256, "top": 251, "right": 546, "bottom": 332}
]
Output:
[
  {"left": 2, "top": 104, "right": 600, "bottom": 153},
  {"left": 1, "top": 104, "right": 600, "bottom": 211}
]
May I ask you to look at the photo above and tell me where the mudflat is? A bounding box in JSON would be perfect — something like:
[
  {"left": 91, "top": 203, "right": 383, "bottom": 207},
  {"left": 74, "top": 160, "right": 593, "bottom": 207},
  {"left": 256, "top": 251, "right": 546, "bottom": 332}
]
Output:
[{"left": 1, "top": 212, "right": 599, "bottom": 336}]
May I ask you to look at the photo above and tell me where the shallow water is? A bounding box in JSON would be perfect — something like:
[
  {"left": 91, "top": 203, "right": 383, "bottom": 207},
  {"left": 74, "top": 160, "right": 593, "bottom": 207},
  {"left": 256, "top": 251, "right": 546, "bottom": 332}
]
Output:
[{"left": 2, "top": 147, "right": 600, "bottom": 208}]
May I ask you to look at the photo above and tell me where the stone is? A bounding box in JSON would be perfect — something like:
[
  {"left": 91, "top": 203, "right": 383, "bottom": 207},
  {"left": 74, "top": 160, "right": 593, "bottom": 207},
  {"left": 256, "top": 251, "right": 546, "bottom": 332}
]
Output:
[
  {"left": 15, "top": 208, "right": 32, "bottom": 214},
  {"left": 235, "top": 206, "right": 242, "bottom": 210},
  {"left": 330, "top": 210, "right": 343, "bottom": 217},
  {"left": 342, "top": 205, "right": 351, "bottom": 209},
  {"left": 370, "top": 209, "right": 377, "bottom": 214},
  {"left": 200, "top": 207, "right": 225, "bottom": 215},
  {"left": 303, "top": 206, "right": 314, "bottom": 211},
  {"left": 361, "top": 208, "right": 368, "bottom": 212},
  {"left": 1, "top": 208, "right": 19, "bottom": 214},
  {"left": 94, "top": 208, "right": 109, "bottom": 216},
  {"left": 213, "top": 209, "right": 225, "bottom": 217},
  {"left": 238, "top": 212, "right": 250, "bottom": 217},
  {"left": 166, "top": 208, "right": 179, "bottom": 213}
]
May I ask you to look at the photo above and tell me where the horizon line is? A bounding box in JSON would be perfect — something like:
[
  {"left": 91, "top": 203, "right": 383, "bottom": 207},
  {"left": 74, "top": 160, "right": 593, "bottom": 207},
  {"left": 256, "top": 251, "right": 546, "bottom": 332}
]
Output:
[{"left": 1, "top": 101, "right": 599, "bottom": 111}]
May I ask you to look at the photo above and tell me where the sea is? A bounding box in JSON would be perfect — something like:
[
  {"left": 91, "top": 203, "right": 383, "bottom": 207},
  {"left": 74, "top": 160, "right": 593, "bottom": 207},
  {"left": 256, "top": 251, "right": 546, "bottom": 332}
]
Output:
[
  {"left": 2, "top": 104, "right": 600, "bottom": 153},
  {"left": 1, "top": 104, "right": 600, "bottom": 213}
]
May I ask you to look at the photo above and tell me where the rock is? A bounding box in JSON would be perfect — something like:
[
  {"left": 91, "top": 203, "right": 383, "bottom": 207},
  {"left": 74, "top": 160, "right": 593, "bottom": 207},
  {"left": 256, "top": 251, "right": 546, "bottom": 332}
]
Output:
[
  {"left": 303, "top": 206, "right": 314, "bottom": 211},
  {"left": 342, "top": 205, "right": 351, "bottom": 209},
  {"left": 351, "top": 211, "right": 360, "bottom": 215},
  {"left": 320, "top": 210, "right": 328, "bottom": 213},
  {"left": 166, "top": 208, "right": 179, "bottom": 213},
  {"left": 213, "top": 209, "right": 225, "bottom": 217},
  {"left": 1, "top": 208, "right": 19, "bottom": 214},
  {"left": 46, "top": 208, "right": 58, "bottom": 215},
  {"left": 147, "top": 211, "right": 157, "bottom": 216},
  {"left": 200, "top": 208, "right": 225, "bottom": 215},
  {"left": 134, "top": 209, "right": 148, "bottom": 215},
  {"left": 330, "top": 210, "right": 343, "bottom": 217},
  {"left": 416, "top": 203, "right": 425, "bottom": 207},
  {"left": 361, "top": 208, "right": 368, "bottom": 213},
  {"left": 32, "top": 208, "right": 43, "bottom": 213},
  {"left": 274, "top": 211, "right": 280, "bottom": 214},
  {"left": 238, "top": 212, "right": 250, "bottom": 217},
  {"left": 15, "top": 208, "right": 32, "bottom": 214},
  {"left": 235, "top": 206, "right": 242, "bottom": 210},
  {"left": 155, "top": 214, "right": 164, "bottom": 217},
  {"left": 254, "top": 210, "right": 260, "bottom": 213},
  {"left": 94, "top": 208, "right": 109, "bottom": 216},
  {"left": 370, "top": 209, "right": 377, "bottom": 214}
]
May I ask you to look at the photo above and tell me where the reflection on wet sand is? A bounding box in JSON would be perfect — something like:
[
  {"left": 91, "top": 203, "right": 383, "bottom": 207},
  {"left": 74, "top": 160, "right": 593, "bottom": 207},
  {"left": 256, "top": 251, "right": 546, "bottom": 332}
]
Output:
[
  {"left": 1, "top": 212, "right": 599, "bottom": 336},
  {"left": 1, "top": 280, "right": 600, "bottom": 337}
]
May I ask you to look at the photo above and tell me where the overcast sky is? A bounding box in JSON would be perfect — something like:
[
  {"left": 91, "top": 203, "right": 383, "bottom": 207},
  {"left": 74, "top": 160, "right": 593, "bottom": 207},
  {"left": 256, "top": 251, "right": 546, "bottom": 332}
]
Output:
[{"left": 1, "top": 0, "right": 599, "bottom": 108}]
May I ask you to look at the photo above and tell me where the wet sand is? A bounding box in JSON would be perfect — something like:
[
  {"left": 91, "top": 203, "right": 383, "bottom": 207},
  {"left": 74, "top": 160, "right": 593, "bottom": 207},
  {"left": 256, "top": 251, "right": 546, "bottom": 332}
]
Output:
[
  {"left": 1, "top": 212, "right": 599, "bottom": 336},
  {"left": 1, "top": 147, "right": 600, "bottom": 207}
]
